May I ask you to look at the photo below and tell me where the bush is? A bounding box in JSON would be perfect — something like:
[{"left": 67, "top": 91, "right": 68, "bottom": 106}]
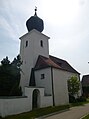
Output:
[
  {"left": 82, "top": 114, "right": 89, "bottom": 119},
  {"left": 76, "top": 96, "right": 87, "bottom": 102},
  {"left": 68, "top": 76, "right": 80, "bottom": 96},
  {"left": 69, "top": 95, "right": 76, "bottom": 103},
  {"left": 69, "top": 95, "right": 87, "bottom": 103}
]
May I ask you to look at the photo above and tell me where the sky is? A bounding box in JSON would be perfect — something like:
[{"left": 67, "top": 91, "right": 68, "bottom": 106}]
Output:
[{"left": 0, "top": 0, "right": 89, "bottom": 78}]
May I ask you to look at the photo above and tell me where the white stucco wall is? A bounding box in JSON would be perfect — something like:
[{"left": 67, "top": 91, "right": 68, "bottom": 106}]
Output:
[
  {"left": 35, "top": 68, "right": 52, "bottom": 96},
  {"left": 25, "top": 87, "right": 53, "bottom": 108},
  {"left": 35, "top": 67, "right": 80, "bottom": 106},
  {"left": 41, "top": 96, "right": 53, "bottom": 107},
  {"left": 52, "top": 68, "right": 80, "bottom": 106},
  {"left": 0, "top": 87, "right": 33, "bottom": 117},
  {"left": 19, "top": 29, "right": 50, "bottom": 93},
  {"left": 0, "top": 97, "right": 30, "bottom": 117},
  {"left": 0, "top": 87, "right": 53, "bottom": 117}
]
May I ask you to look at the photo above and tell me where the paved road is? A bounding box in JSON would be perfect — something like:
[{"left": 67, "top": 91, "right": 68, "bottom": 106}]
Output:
[{"left": 43, "top": 104, "right": 89, "bottom": 119}]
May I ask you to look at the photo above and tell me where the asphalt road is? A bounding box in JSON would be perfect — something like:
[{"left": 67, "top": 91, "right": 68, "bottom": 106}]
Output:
[{"left": 42, "top": 104, "right": 89, "bottom": 119}]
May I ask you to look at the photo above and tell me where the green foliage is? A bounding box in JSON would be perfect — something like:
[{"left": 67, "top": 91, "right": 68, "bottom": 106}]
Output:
[
  {"left": 69, "top": 95, "right": 76, "bottom": 103},
  {"left": 82, "top": 114, "right": 89, "bottom": 119},
  {"left": 76, "top": 96, "right": 87, "bottom": 102},
  {"left": 11, "top": 55, "right": 22, "bottom": 69},
  {"left": 0, "top": 55, "right": 22, "bottom": 96},
  {"left": 1, "top": 56, "right": 10, "bottom": 65},
  {"left": 68, "top": 76, "right": 80, "bottom": 96},
  {"left": 69, "top": 95, "right": 87, "bottom": 103},
  {"left": 69, "top": 98, "right": 89, "bottom": 107}
]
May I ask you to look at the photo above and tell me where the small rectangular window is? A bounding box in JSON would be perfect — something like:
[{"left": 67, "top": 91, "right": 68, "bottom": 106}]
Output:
[
  {"left": 41, "top": 74, "right": 45, "bottom": 79},
  {"left": 25, "top": 41, "right": 28, "bottom": 47},
  {"left": 40, "top": 40, "right": 43, "bottom": 47}
]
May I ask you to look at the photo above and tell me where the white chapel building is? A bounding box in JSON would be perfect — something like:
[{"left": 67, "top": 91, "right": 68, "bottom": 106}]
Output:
[
  {"left": 20, "top": 8, "right": 80, "bottom": 107},
  {"left": 0, "top": 8, "right": 81, "bottom": 117}
]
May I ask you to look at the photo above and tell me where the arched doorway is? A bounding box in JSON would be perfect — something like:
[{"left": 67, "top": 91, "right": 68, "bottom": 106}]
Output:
[{"left": 32, "top": 89, "right": 40, "bottom": 109}]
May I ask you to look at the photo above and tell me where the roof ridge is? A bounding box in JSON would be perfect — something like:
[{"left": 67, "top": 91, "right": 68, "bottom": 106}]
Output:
[
  {"left": 35, "top": 55, "right": 80, "bottom": 74},
  {"left": 49, "top": 55, "right": 66, "bottom": 62}
]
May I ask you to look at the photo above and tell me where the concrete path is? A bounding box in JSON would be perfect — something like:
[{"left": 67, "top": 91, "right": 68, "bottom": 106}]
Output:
[{"left": 42, "top": 104, "right": 89, "bottom": 119}]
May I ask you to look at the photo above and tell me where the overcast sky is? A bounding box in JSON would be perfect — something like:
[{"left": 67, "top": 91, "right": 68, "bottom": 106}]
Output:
[{"left": 0, "top": 0, "right": 89, "bottom": 78}]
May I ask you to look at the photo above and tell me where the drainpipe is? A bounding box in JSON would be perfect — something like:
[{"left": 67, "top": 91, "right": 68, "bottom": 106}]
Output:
[{"left": 51, "top": 67, "right": 55, "bottom": 106}]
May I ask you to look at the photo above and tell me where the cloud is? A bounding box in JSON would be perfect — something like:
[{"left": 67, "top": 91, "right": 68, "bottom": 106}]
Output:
[
  {"left": 0, "top": 16, "right": 18, "bottom": 40},
  {"left": 79, "top": 0, "right": 86, "bottom": 5},
  {"left": 0, "top": 0, "right": 89, "bottom": 76},
  {"left": 0, "top": 0, "right": 35, "bottom": 40}
]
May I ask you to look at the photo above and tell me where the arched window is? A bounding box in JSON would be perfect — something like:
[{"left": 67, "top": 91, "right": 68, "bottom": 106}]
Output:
[{"left": 40, "top": 40, "right": 43, "bottom": 47}]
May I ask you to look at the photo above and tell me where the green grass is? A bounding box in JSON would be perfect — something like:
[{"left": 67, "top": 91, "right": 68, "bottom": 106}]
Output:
[
  {"left": 0, "top": 105, "right": 70, "bottom": 119},
  {"left": 82, "top": 114, "right": 89, "bottom": 119}
]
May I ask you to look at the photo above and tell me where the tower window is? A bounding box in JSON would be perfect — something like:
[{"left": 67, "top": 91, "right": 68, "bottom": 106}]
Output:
[
  {"left": 25, "top": 41, "right": 28, "bottom": 47},
  {"left": 40, "top": 40, "right": 43, "bottom": 47},
  {"left": 41, "top": 74, "right": 45, "bottom": 79}
]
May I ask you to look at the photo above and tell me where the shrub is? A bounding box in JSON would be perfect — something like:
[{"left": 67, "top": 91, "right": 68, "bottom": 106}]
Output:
[
  {"left": 68, "top": 76, "right": 80, "bottom": 96},
  {"left": 76, "top": 96, "right": 87, "bottom": 102},
  {"left": 69, "top": 95, "right": 76, "bottom": 103}
]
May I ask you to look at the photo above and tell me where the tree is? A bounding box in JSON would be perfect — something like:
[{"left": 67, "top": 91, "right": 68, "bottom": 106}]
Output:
[
  {"left": 0, "top": 55, "right": 22, "bottom": 96},
  {"left": 68, "top": 76, "right": 80, "bottom": 96},
  {"left": 1, "top": 56, "right": 10, "bottom": 65}
]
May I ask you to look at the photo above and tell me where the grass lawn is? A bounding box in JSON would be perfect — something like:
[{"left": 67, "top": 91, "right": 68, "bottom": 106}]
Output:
[
  {"left": 0, "top": 105, "right": 69, "bottom": 119},
  {"left": 82, "top": 114, "right": 89, "bottom": 119}
]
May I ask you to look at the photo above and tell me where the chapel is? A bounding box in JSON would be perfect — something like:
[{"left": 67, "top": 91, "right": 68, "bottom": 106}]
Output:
[{"left": 20, "top": 8, "right": 80, "bottom": 107}]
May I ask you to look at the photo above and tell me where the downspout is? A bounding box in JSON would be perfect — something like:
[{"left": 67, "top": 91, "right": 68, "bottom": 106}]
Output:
[{"left": 51, "top": 67, "right": 55, "bottom": 106}]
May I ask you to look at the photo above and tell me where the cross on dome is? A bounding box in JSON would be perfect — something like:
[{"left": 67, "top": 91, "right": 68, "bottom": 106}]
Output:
[{"left": 34, "top": 6, "right": 37, "bottom": 16}]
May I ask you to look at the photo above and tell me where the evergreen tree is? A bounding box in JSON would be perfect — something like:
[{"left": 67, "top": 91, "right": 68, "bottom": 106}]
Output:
[{"left": 0, "top": 55, "right": 22, "bottom": 96}]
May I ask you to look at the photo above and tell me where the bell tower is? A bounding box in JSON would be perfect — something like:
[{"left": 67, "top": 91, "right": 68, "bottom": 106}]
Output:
[{"left": 20, "top": 8, "right": 50, "bottom": 94}]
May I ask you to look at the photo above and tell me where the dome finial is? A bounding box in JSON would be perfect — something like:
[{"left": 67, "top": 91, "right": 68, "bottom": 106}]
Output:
[{"left": 34, "top": 6, "right": 37, "bottom": 16}]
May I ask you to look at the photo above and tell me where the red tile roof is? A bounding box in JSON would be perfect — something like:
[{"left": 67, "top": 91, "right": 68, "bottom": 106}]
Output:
[
  {"left": 49, "top": 55, "right": 80, "bottom": 74},
  {"left": 34, "top": 55, "right": 80, "bottom": 74},
  {"left": 34, "top": 55, "right": 60, "bottom": 69}
]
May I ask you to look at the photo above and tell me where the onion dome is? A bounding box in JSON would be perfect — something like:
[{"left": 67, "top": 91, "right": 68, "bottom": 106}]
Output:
[{"left": 26, "top": 7, "right": 44, "bottom": 32}]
